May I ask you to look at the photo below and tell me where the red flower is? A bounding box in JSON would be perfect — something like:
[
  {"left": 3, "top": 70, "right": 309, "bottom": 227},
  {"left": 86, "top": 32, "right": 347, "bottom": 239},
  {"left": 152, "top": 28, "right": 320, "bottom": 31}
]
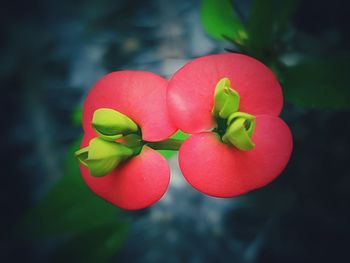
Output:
[
  {"left": 167, "top": 53, "right": 293, "bottom": 197},
  {"left": 79, "top": 71, "right": 176, "bottom": 210}
]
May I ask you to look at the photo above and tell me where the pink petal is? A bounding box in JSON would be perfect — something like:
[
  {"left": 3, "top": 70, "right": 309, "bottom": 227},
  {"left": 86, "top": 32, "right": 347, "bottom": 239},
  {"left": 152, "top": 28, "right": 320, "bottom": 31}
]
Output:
[
  {"left": 82, "top": 71, "right": 176, "bottom": 142},
  {"left": 167, "top": 53, "right": 283, "bottom": 133},
  {"left": 178, "top": 115, "right": 293, "bottom": 197},
  {"left": 80, "top": 132, "right": 170, "bottom": 210}
]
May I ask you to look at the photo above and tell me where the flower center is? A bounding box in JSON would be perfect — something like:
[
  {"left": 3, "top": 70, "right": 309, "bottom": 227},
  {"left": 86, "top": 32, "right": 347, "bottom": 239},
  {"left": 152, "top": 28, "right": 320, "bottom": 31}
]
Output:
[{"left": 212, "top": 77, "right": 256, "bottom": 151}]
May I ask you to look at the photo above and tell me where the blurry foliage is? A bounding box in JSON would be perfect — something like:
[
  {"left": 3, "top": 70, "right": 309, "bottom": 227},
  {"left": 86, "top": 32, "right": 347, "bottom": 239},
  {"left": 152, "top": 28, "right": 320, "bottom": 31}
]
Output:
[
  {"left": 51, "top": 222, "right": 128, "bottom": 263},
  {"left": 282, "top": 53, "right": 350, "bottom": 109},
  {"left": 200, "top": 0, "right": 247, "bottom": 43},
  {"left": 200, "top": 0, "right": 350, "bottom": 109},
  {"left": 72, "top": 106, "right": 83, "bottom": 126}
]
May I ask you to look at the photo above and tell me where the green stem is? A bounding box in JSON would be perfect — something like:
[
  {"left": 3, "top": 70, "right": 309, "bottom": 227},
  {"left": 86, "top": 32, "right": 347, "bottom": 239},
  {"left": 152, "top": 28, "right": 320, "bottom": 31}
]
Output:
[{"left": 146, "top": 139, "right": 184, "bottom": 151}]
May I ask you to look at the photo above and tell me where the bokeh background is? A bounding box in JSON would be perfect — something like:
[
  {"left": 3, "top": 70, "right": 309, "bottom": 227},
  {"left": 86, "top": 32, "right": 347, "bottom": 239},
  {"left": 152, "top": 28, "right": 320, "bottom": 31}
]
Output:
[{"left": 2, "top": 0, "right": 350, "bottom": 262}]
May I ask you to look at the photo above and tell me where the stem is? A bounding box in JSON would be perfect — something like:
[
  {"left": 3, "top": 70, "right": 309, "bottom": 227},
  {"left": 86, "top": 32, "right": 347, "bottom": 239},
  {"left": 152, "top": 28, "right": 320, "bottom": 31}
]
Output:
[{"left": 146, "top": 139, "right": 184, "bottom": 151}]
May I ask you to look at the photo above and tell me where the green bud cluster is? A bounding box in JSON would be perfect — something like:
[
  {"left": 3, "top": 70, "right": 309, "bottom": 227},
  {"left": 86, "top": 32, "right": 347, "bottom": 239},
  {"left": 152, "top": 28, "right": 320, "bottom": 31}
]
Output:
[
  {"left": 75, "top": 109, "right": 141, "bottom": 177},
  {"left": 213, "top": 77, "right": 256, "bottom": 151}
]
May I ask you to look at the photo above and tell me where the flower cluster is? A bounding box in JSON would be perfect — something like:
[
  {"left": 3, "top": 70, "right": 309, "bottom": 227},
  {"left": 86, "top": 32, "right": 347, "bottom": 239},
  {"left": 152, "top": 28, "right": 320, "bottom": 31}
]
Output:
[{"left": 76, "top": 53, "right": 293, "bottom": 210}]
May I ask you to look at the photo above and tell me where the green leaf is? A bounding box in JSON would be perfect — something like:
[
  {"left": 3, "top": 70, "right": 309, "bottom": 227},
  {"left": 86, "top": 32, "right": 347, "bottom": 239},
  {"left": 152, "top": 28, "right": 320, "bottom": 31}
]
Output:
[
  {"left": 274, "top": 0, "right": 300, "bottom": 33},
  {"left": 246, "top": 0, "right": 300, "bottom": 59},
  {"left": 157, "top": 130, "right": 189, "bottom": 159},
  {"left": 19, "top": 138, "right": 124, "bottom": 238},
  {"left": 51, "top": 222, "right": 128, "bottom": 263},
  {"left": 72, "top": 106, "right": 82, "bottom": 125},
  {"left": 200, "top": 0, "right": 247, "bottom": 43},
  {"left": 246, "top": 0, "right": 274, "bottom": 57},
  {"left": 282, "top": 54, "right": 350, "bottom": 109}
]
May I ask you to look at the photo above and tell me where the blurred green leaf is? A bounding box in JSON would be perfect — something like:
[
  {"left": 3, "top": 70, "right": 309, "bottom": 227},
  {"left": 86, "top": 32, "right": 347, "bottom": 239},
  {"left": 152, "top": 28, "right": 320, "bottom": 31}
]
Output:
[
  {"left": 72, "top": 106, "right": 82, "bottom": 125},
  {"left": 157, "top": 130, "right": 189, "bottom": 159},
  {"left": 51, "top": 222, "right": 128, "bottom": 263},
  {"left": 247, "top": 0, "right": 274, "bottom": 56},
  {"left": 245, "top": 0, "right": 300, "bottom": 60},
  {"left": 19, "top": 139, "right": 124, "bottom": 238},
  {"left": 274, "top": 0, "right": 300, "bottom": 33},
  {"left": 283, "top": 54, "right": 350, "bottom": 109},
  {"left": 200, "top": 0, "right": 247, "bottom": 43}
]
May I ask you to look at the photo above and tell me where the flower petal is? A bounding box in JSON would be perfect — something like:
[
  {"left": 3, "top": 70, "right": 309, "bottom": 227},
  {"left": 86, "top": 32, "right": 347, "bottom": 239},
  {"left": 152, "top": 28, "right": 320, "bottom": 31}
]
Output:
[
  {"left": 83, "top": 71, "right": 176, "bottom": 141},
  {"left": 80, "top": 132, "right": 170, "bottom": 210},
  {"left": 178, "top": 115, "right": 292, "bottom": 197},
  {"left": 167, "top": 53, "right": 283, "bottom": 133}
]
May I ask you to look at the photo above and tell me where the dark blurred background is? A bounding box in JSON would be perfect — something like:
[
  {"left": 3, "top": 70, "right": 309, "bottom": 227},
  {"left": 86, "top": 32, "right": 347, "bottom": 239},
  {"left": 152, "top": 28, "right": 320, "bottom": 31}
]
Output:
[{"left": 1, "top": 0, "right": 350, "bottom": 262}]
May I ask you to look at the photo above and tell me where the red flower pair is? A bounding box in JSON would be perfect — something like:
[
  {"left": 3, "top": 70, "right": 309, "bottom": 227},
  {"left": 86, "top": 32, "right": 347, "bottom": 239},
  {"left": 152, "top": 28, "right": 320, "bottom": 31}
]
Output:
[{"left": 76, "top": 53, "right": 293, "bottom": 210}]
